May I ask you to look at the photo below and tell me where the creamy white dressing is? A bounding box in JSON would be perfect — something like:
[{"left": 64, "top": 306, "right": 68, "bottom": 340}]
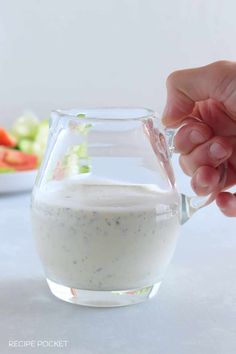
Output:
[{"left": 32, "top": 179, "right": 180, "bottom": 291}]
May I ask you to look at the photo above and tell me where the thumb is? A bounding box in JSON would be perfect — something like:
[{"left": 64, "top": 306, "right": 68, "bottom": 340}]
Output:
[{"left": 162, "top": 60, "right": 236, "bottom": 127}]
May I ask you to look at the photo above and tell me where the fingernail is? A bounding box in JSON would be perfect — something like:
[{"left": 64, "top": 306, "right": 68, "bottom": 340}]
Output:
[
  {"left": 209, "top": 142, "right": 227, "bottom": 159},
  {"left": 190, "top": 130, "right": 205, "bottom": 144},
  {"left": 195, "top": 172, "right": 209, "bottom": 188}
]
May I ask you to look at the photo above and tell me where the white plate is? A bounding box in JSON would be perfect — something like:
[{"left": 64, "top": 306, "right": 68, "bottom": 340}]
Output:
[{"left": 0, "top": 170, "right": 38, "bottom": 194}]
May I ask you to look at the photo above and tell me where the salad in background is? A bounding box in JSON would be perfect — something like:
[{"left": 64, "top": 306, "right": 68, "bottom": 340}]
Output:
[{"left": 0, "top": 112, "right": 49, "bottom": 173}]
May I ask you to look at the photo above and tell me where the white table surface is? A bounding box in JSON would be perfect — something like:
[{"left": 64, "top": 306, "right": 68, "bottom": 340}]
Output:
[{"left": 1, "top": 190, "right": 236, "bottom": 354}]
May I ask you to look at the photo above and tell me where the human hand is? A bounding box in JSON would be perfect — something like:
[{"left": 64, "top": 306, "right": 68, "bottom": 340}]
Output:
[{"left": 162, "top": 61, "right": 236, "bottom": 216}]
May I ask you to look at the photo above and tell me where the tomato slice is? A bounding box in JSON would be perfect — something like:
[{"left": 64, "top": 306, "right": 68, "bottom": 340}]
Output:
[
  {"left": 0, "top": 128, "right": 16, "bottom": 147},
  {"left": 0, "top": 147, "right": 38, "bottom": 171}
]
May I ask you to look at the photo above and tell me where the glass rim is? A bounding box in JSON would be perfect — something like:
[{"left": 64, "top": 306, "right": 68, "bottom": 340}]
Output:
[{"left": 52, "top": 107, "right": 156, "bottom": 122}]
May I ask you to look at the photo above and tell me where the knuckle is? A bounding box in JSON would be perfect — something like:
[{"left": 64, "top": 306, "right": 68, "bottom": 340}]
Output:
[
  {"left": 212, "top": 60, "right": 233, "bottom": 72},
  {"left": 210, "top": 60, "right": 236, "bottom": 103},
  {"left": 166, "top": 70, "right": 183, "bottom": 87}
]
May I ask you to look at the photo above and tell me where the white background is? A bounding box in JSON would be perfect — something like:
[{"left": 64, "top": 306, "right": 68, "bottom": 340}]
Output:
[
  {"left": 1, "top": 3, "right": 236, "bottom": 352},
  {"left": 0, "top": 0, "right": 236, "bottom": 125}
]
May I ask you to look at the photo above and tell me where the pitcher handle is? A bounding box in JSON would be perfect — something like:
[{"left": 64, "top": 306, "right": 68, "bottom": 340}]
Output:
[{"left": 165, "top": 127, "right": 227, "bottom": 224}]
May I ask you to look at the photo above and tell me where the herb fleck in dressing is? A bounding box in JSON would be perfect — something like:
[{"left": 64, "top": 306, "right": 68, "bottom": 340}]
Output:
[{"left": 32, "top": 180, "right": 180, "bottom": 291}]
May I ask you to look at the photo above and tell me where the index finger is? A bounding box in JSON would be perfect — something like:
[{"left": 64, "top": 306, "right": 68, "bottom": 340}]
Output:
[{"left": 162, "top": 60, "right": 236, "bottom": 127}]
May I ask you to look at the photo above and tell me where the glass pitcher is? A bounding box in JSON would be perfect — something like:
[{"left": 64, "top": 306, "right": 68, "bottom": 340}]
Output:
[{"left": 31, "top": 107, "right": 226, "bottom": 307}]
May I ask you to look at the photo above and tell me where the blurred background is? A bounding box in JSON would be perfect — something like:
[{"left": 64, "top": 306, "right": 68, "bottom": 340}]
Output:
[
  {"left": 1, "top": 0, "right": 236, "bottom": 196},
  {"left": 1, "top": 0, "right": 236, "bottom": 125}
]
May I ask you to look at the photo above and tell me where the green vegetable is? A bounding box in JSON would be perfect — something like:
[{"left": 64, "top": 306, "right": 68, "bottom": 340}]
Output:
[
  {"left": 18, "top": 139, "right": 42, "bottom": 156},
  {"left": 12, "top": 112, "right": 39, "bottom": 140},
  {"left": 52, "top": 112, "right": 93, "bottom": 179},
  {"left": 56, "top": 142, "right": 91, "bottom": 178},
  {"left": 18, "top": 139, "right": 34, "bottom": 153},
  {"left": 14, "top": 117, "right": 49, "bottom": 162},
  {"left": 79, "top": 165, "right": 90, "bottom": 173},
  {"left": 76, "top": 113, "right": 86, "bottom": 119},
  {"left": 77, "top": 123, "right": 92, "bottom": 135},
  {"left": 34, "top": 119, "right": 49, "bottom": 160},
  {"left": 0, "top": 166, "right": 15, "bottom": 173},
  {"left": 71, "top": 143, "right": 88, "bottom": 159}
]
